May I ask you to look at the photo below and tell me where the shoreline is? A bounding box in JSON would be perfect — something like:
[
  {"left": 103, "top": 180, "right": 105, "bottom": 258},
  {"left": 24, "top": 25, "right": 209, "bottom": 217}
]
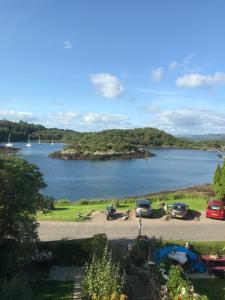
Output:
[{"left": 54, "top": 184, "right": 214, "bottom": 203}]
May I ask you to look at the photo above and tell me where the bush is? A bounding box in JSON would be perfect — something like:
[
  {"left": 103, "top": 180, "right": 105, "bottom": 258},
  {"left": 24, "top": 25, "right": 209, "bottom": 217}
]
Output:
[
  {"left": 90, "top": 234, "right": 107, "bottom": 259},
  {"left": 166, "top": 266, "right": 208, "bottom": 300},
  {"left": 82, "top": 246, "right": 122, "bottom": 299},
  {"left": 37, "top": 238, "right": 93, "bottom": 266}
]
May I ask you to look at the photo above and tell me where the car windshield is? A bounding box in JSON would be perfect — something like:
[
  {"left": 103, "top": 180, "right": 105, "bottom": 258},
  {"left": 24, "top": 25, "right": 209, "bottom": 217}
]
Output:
[
  {"left": 138, "top": 204, "right": 149, "bottom": 209},
  {"left": 107, "top": 206, "right": 114, "bottom": 210},
  {"left": 209, "top": 205, "right": 221, "bottom": 211},
  {"left": 173, "top": 205, "right": 186, "bottom": 211}
]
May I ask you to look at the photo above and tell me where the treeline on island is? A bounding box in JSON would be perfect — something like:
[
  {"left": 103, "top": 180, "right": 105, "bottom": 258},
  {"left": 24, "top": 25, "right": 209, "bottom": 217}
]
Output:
[
  {"left": 0, "top": 119, "right": 188, "bottom": 145},
  {"left": 0, "top": 120, "right": 80, "bottom": 142},
  {"left": 1, "top": 120, "right": 225, "bottom": 160}
]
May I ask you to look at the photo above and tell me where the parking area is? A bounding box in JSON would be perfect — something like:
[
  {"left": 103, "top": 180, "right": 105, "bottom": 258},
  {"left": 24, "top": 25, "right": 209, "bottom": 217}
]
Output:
[{"left": 38, "top": 210, "right": 225, "bottom": 241}]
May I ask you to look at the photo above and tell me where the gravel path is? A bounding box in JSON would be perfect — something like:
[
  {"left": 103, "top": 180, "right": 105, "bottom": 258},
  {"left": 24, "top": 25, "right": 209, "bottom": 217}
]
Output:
[{"left": 38, "top": 212, "right": 225, "bottom": 241}]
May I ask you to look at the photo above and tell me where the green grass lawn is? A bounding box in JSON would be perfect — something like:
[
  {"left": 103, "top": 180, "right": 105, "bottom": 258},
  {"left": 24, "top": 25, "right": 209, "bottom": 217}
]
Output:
[
  {"left": 191, "top": 279, "right": 225, "bottom": 300},
  {"left": 30, "top": 281, "right": 74, "bottom": 300},
  {"left": 37, "top": 193, "right": 209, "bottom": 222}
]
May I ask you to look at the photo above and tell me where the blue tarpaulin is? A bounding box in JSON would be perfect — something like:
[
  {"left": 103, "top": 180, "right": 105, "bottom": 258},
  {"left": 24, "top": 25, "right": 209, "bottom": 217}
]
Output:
[{"left": 155, "top": 246, "right": 206, "bottom": 273}]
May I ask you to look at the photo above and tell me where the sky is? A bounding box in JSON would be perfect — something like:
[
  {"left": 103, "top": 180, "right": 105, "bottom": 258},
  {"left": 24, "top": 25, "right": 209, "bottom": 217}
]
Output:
[{"left": 0, "top": 0, "right": 225, "bottom": 135}]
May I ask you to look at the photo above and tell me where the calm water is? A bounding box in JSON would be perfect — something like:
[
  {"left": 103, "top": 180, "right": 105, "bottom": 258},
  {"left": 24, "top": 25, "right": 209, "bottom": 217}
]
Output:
[{"left": 4, "top": 142, "right": 224, "bottom": 201}]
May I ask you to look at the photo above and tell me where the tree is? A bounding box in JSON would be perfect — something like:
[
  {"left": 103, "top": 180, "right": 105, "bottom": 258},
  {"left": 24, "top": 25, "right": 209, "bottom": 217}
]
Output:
[
  {"left": 213, "top": 164, "right": 221, "bottom": 195},
  {"left": 212, "top": 161, "right": 225, "bottom": 200},
  {"left": 0, "top": 156, "right": 46, "bottom": 274}
]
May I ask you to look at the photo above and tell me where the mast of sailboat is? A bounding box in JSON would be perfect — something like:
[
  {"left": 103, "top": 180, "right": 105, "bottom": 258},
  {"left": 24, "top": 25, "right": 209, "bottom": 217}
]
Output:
[
  {"left": 38, "top": 135, "right": 41, "bottom": 145},
  {"left": 26, "top": 134, "right": 32, "bottom": 147},
  {"left": 5, "top": 132, "right": 13, "bottom": 147}
]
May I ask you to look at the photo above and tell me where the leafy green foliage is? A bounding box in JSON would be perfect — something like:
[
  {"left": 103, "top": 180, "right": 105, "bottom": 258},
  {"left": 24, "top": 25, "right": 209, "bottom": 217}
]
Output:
[
  {"left": 0, "top": 120, "right": 191, "bottom": 147},
  {"left": 166, "top": 265, "right": 189, "bottom": 298},
  {"left": 212, "top": 161, "right": 225, "bottom": 199},
  {"left": 0, "top": 156, "right": 46, "bottom": 241},
  {"left": 0, "top": 156, "right": 46, "bottom": 274},
  {"left": 0, "top": 120, "right": 78, "bottom": 142},
  {"left": 37, "top": 238, "right": 93, "bottom": 266},
  {"left": 82, "top": 246, "right": 123, "bottom": 299},
  {"left": 166, "top": 266, "right": 208, "bottom": 300}
]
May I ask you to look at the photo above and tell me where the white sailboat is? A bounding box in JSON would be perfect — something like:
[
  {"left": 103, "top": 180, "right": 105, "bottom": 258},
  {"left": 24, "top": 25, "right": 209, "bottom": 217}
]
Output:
[
  {"left": 38, "top": 135, "right": 41, "bottom": 145},
  {"left": 26, "top": 134, "right": 32, "bottom": 147},
  {"left": 51, "top": 138, "right": 54, "bottom": 145},
  {"left": 5, "top": 133, "right": 13, "bottom": 147}
]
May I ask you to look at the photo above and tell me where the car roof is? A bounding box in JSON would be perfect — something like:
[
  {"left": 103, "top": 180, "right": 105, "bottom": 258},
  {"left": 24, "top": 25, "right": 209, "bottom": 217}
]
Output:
[
  {"left": 173, "top": 202, "right": 187, "bottom": 207},
  {"left": 136, "top": 199, "right": 151, "bottom": 205},
  {"left": 208, "top": 200, "right": 224, "bottom": 207}
]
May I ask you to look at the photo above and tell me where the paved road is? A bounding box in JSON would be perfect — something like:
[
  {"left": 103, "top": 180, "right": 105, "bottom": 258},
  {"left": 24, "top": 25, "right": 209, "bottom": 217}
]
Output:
[{"left": 39, "top": 216, "right": 225, "bottom": 241}]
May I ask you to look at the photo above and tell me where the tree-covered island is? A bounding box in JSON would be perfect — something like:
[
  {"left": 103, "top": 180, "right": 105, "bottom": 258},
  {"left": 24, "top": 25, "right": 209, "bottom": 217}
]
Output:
[
  {"left": 49, "top": 127, "right": 187, "bottom": 160},
  {"left": 1, "top": 120, "right": 225, "bottom": 160}
]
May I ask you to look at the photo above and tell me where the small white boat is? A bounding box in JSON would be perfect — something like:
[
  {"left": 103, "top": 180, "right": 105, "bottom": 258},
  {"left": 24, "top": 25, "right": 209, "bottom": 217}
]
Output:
[
  {"left": 38, "top": 135, "right": 41, "bottom": 145},
  {"left": 26, "top": 134, "right": 32, "bottom": 147},
  {"left": 51, "top": 138, "right": 54, "bottom": 145},
  {"left": 5, "top": 133, "right": 13, "bottom": 147}
]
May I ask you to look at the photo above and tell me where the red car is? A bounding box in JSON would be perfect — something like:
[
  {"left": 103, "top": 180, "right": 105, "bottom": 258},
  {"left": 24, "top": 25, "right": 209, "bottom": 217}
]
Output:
[{"left": 206, "top": 200, "right": 225, "bottom": 220}]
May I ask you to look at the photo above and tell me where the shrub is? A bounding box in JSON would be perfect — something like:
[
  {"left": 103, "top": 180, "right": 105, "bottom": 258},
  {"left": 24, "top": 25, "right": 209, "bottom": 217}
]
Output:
[
  {"left": 82, "top": 246, "right": 123, "bottom": 299},
  {"left": 166, "top": 266, "right": 208, "bottom": 300},
  {"left": 37, "top": 238, "right": 93, "bottom": 266}
]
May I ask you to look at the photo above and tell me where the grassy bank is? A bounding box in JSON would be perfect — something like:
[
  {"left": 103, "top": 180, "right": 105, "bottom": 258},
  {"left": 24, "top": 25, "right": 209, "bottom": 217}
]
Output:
[
  {"left": 191, "top": 279, "right": 225, "bottom": 300},
  {"left": 30, "top": 281, "right": 74, "bottom": 300},
  {"left": 37, "top": 191, "right": 210, "bottom": 222}
]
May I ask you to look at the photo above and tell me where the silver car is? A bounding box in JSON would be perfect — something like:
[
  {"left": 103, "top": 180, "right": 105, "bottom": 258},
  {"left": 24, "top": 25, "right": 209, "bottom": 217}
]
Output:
[
  {"left": 171, "top": 202, "right": 188, "bottom": 219},
  {"left": 135, "top": 199, "right": 152, "bottom": 217}
]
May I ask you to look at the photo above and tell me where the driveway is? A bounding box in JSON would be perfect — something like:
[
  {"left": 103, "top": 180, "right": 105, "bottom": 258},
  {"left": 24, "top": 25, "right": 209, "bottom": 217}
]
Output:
[{"left": 38, "top": 211, "right": 225, "bottom": 241}]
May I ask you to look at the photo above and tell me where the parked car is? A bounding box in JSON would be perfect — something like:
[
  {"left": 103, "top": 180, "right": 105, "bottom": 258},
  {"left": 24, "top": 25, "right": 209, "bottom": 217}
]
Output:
[
  {"left": 171, "top": 202, "right": 188, "bottom": 219},
  {"left": 106, "top": 205, "right": 116, "bottom": 220},
  {"left": 135, "top": 199, "right": 152, "bottom": 217},
  {"left": 206, "top": 200, "right": 225, "bottom": 220}
]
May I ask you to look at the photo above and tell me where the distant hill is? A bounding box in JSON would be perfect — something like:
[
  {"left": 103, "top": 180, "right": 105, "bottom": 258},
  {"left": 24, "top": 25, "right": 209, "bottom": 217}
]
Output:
[
  {"left": 0, "top": 120, "right": 193, "bottom": 160},
  {"left": 0, "top": 120, "right": 80, "bottom": 142},
  {"left": 181, "top": 134, "right": 225, "bottom": 141},
  {"left": 0, "top": 120, "right": 189, "bottom": 147}
]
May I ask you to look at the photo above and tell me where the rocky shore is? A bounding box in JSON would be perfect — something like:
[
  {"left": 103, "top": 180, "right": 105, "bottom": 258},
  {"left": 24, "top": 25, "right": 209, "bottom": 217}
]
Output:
[
  {"left": 0, "top": 146, "right": 20, "bottom": 155},
  {"left": 49, "top": 149, "right": 155, "bottom": 160}
]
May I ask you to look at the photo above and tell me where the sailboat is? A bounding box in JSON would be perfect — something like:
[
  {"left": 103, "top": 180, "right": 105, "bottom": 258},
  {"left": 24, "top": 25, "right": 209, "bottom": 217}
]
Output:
[
  {"left": 38, "top": 135, "right": 41, "bottom": 145},
  {"left": 51, "top": 138, "right": 54, "bottom": 145},
  {"left": 5, "top": 133, "right": 13, "bottom": 147},
  {"left": 26, "top": 134, "right": 32, "bottom": 147}
]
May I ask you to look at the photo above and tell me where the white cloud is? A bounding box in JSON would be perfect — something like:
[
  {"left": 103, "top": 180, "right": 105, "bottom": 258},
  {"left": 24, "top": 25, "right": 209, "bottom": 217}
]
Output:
[
  {"left": 43, "top": 111, "right": 129, "bottom": 130},
  {"left": 90, "top": 73, "right": 124, "bottom": 99},
  {"left": 82, "top": 112, "right": 127, "bottom": 125},
  {"left": 147, "top": 107, "right": 225, "bottom": 135},
  {"left": 176, "top": 72, "right": 225, "bottom": 88},
  {"left": 0, "top": 110, "right": 34, "bottom": 122},
  {"left": 63, "top": 41, "right": 72, "bottom": 49},
  {"left": 151, "top": 67, "right": 163, "bottom": 83},
  {"left": 46, "top": 112, "right": 80, "bottom": 128}
]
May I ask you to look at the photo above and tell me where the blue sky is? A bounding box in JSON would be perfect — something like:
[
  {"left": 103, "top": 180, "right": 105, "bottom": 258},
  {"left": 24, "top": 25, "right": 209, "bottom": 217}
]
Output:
[{"left": 0, "top": 0, "right": 225, "bottom": 134}]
